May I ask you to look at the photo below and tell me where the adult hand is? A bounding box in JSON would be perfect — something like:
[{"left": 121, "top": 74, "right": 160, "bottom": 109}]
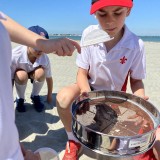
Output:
[
  {"left": 37, "top": 38, "right": 81, "bottom": 56},
  {"left": 1, "top": 14, "right": 81, "bottom": 56}
]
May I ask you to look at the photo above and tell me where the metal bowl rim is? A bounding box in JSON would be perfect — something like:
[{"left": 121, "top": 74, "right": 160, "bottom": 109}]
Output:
[
  {"left": 72, "top": 90, "right": 160, "bottom": 138},
  {"left": 72, "top": 114, "right": 158, "bottom": 139}
]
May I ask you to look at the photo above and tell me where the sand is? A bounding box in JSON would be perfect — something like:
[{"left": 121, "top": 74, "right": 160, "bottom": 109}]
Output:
[{"left": 12, "top": 42, "right": 160, "bottom": 160}]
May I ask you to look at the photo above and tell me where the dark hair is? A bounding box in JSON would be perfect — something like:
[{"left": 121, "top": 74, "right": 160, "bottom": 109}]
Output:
[
  {"left": 91, "top": 0, "right": 98, "bottom": 5},
  {"left": 91, "top": 0, "right": 133, "bottom": 5}
]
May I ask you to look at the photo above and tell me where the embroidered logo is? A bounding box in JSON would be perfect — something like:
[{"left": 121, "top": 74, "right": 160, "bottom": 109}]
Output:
[{"left": 120, "top": 56, "right": 127, "bottom": 64}]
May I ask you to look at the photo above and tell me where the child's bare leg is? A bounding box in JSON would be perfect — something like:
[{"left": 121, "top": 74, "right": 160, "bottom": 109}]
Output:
[
  {"left": 56, "top": 83, "right": 80, "bottom": 132},
  {"left": 15, "top": 69, "right": 28, "bottom": 99},
  {"left": 33, "top": 67, "right": 45, "bottom": 82},
  {"left": 32, "top": 67, "right": 45, "bottom": 95},
  {"left": 15, "top": 69, "right": 28, "bottom": 85}
]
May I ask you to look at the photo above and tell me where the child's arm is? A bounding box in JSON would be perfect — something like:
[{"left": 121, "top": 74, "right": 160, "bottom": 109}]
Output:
[
  {"left": 130, "top": 77, "right": 148, "bottom": 100},
  {"left": 46, "top": 77, "right": 53, "bottom": 103},
  {"left": 77, "top": 68, "right": 91, "bottom": 94}
]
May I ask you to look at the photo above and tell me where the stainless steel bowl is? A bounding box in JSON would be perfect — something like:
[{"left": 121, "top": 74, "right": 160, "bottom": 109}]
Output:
[{"left": 72, "top": 90, "right": 160, "bottom": 157}]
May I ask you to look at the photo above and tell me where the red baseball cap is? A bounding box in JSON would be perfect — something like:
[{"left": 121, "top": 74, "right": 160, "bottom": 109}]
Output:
[{"left": 90, "top": 0, "right": 133, "bottom": 14}]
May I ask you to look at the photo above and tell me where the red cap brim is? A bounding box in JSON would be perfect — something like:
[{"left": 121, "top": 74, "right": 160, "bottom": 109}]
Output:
[{"left": 90, "top": 0, "right": 133, "bottom": 14}]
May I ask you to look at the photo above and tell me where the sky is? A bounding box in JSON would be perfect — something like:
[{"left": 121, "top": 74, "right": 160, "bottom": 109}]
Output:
[{"left": 1, "top": 0, "right": 160, "bottom": 36}]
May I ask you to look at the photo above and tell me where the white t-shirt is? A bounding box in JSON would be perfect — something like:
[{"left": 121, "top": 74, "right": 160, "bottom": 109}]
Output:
[
  {"left": 0, "top": 12, "right": 23, "bottom": 160},
  {"left": 76, "top": 25, "right": 146, "bottom": 91},
  {"left": 11, "top": 45, "right": 52, "bottom": 79}
]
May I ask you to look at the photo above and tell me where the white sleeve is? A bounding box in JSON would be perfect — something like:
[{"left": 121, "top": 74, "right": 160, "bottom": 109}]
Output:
[
  {"left": 130, "top": 39, "right": 146, "bottom": 79},
  {"left": 76, "top": 48, "right": 90, "bottom": 70},
  {"left": 76, "top": 29, "right": 90, "bottom": 70}
]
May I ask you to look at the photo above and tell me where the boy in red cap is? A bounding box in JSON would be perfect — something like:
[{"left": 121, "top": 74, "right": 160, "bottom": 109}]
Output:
[{"left": 56, "top": 0, "right": 160, "bottom": 160}]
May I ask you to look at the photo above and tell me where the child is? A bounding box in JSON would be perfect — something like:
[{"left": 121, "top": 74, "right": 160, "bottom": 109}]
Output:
[
  {"left": 11, "top": 25, "right": 53, "bottom": 112},
  {"left": 56, "top": 0, "right": 159, "bottom": 160}
]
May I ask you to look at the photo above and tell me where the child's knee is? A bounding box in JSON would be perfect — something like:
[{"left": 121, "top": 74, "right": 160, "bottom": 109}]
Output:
[
  {"left": 15, "top": 71, "right": 28, "bottom": 84},
  {"left": 56, "top": 91, "right": 72, "bottom": 109},
  {"left": 34, "top": 72, "right": 45, "bottom": 81},
  {"left": 34, "top": 67, "right": 45, "bottom": 81}
]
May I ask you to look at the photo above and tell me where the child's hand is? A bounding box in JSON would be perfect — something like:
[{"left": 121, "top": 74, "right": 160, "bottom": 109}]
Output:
[
  {"left": 47, "top": 95, "right": 52, "bottom": 104},
  {"left": 77, "top": 92, "right": 89, "bottom": 102},
  {"left": 141, "top": 95, "right": 149, "bottom": 100},
  {"left": 76, "top": 92, "right": 90, "bottom": 115}
]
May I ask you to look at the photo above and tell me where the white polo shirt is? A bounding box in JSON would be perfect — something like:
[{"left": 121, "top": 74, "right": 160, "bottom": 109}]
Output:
[
  {"left": 0, "top": 12, "right": 23, "bottom": 160},
  {"left": 76, "top": 25, "right": 146, "bottom": 91},
  {"left": 11, "top": 45, "right": 52, "bottom": 79}
]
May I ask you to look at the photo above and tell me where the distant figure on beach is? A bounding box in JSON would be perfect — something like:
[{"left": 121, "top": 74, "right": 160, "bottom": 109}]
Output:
[
  {"left": 56, "top": 0, "right": 160, "bottom": 160},
  {"left": 0, "top": 11, "right": 80, "bottom": 159},
  {"left": 11, "top": 25, "right": 53, "bottom": 112}
]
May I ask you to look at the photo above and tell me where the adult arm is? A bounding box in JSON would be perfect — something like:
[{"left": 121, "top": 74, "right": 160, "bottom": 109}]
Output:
[{"left": 0, "top": 15, "right": 81, "bottom": 56}]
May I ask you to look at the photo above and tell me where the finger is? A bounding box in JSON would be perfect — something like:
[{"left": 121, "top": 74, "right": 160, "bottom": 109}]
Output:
[
  {"left": 79, "top": 92, "right": 89, "bottom": 102},
  {"left": 68, "top": 38, "right": 81, "bottom": 53},
  {"left": 144, "top": 96, "right": 149, "bottom": 100},
  {"left": 56, "top": 47, "right": 64, "bottom": 56},
  {"left": 62, "top": 44, "right": 72, "bottom": 56},
  {"left": 75, "top": 92, "right": 89, "bottom": 105},
  {"left": 81, "top": 92, "right": 89, "bottom": 97},
  {"left": 65, "top": 40, "right": 76, "bottom": 56}
]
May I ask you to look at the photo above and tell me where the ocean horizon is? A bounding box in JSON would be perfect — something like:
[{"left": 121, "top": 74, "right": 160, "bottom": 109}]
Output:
[{"left": 49, "top": 35, "right": 160, "bottom": 42}]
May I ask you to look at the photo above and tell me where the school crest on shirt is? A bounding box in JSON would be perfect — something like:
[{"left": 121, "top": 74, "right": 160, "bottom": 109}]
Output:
[{"left": 120, "top": 56, "right": 127, "bottom": 64}]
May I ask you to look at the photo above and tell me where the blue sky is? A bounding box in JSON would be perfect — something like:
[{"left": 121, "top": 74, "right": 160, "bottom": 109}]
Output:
[{"left": 1, "top": 0, "right": 160, "bottom": 35}]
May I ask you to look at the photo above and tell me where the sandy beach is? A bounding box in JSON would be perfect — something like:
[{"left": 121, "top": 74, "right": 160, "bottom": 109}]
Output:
[{"left": 12, "top": 42, "right": 160, "bottom": 160}]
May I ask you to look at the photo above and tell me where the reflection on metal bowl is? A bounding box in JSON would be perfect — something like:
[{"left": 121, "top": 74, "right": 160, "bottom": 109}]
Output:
[{"left": 72, "top": 90, "right": 160, "bottom": 158}]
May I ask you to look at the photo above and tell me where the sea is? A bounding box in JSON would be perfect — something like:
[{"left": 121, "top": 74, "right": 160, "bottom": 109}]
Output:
[{"left": 50, "top": 35, "right": 160, "bottom": 42}]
